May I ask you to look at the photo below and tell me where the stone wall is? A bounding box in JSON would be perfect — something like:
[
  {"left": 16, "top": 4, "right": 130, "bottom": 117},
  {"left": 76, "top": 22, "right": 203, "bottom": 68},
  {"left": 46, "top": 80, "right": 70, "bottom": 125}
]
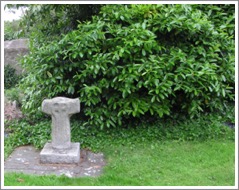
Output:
[{"left": 4, "top": 39, "right": 29, "bottom": 75}]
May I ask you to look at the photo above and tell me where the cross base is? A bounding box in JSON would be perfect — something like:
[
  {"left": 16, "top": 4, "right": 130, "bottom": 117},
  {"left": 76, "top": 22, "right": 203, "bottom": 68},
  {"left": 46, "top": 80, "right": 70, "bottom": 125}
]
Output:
[{"left": 40, "top": 142, "right": 80, "bottom": 164}]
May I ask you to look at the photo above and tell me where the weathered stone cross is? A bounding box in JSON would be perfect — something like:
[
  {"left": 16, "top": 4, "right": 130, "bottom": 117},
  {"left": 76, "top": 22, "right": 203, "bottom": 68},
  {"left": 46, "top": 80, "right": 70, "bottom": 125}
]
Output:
[{"left": 40, "top": 97, "right": 81, "bottom": 164}]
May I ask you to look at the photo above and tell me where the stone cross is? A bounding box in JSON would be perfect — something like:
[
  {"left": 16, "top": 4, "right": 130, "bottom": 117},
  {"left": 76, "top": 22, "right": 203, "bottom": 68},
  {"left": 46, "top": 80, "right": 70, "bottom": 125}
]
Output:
[
  {"left": 42, "top": 97, "right": 80, "bottom": 149},
  {"left": 40, "top": 97, "right": 81, "bottom": 164}
]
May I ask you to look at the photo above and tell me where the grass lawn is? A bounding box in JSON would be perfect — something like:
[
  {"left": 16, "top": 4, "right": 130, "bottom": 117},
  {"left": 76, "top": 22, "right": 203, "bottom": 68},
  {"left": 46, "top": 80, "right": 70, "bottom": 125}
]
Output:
[{"left": 4, "top": 139, "right": 235, "bottom": 186}]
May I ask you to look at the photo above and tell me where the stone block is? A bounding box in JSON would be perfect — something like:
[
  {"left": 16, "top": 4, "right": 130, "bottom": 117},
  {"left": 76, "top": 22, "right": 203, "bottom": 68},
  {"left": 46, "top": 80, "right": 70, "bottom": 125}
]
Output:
[{"left": 40, "top": 143, "right": 80, "bottom": 164}]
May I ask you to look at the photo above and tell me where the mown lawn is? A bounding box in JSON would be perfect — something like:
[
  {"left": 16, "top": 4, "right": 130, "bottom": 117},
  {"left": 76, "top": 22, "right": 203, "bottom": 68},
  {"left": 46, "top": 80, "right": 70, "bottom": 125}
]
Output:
[{"left": 4, "top": 139, "right": 235, "bottom": 186}]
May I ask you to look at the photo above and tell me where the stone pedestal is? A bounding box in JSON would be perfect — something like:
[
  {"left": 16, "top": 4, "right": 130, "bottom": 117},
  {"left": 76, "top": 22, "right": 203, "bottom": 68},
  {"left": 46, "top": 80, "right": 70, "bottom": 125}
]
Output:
[
  {"left": 40, "top": 97, "right": 80, "bottom": 164},
  {"left": 40, "top": 143, "right": 80, "bottom": 164}
]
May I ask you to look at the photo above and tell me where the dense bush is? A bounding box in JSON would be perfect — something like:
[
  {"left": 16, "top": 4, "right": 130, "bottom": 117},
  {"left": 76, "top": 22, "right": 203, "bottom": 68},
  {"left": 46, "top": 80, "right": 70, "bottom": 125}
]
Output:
[
  {"left": 20, "top": 4, "right": 235, "bottom": 128},
  {"left": 4, "top": 20, "right": 25, "bottom": 41},
  {"left": 11, "top": 4, "right": 103, "bottom": 44},
  {"left": 4, "top": 65, "right": 21, "bottom": 89}
]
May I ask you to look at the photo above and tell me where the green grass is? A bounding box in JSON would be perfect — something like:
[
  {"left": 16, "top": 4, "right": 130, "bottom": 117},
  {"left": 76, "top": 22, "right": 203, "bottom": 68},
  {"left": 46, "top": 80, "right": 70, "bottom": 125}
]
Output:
[{"left": 4, "top": 140, "right": 235, "bottom": 186}]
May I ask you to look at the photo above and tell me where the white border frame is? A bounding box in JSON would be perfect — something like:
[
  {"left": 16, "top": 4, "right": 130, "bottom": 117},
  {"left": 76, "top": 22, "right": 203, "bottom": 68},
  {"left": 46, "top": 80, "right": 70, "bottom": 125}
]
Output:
[{"left": 1, "top": 1, "right": 238, "bottom": 189}]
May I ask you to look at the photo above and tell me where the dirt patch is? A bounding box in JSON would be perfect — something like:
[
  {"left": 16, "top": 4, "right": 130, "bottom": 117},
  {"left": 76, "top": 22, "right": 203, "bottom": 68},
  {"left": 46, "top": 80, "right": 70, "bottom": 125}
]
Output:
[{"left": 4, "top": 100, "right": 23, "bottom": 121}]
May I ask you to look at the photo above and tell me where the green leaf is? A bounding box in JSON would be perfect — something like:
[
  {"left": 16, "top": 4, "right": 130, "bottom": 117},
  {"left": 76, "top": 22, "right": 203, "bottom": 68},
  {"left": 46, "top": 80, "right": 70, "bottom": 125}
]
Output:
[
  {"left": 159, "top": 93, "right": 164, "bottom": 100},
  {"left": 47, "top": 71, "right": 52, "bottom": 77},
  {"left": 151, "top": 96, "right": 155, "bottom": 103},
  {"left": 222, "top": 89, "right": 226, "bottom": 97},
  {"left": 154, "top": 79, "right": 159, "bottom": 87},
  {"left": 142, "top": 22, "right": 146, "bottom": 29},
  {"left": 68, "top": 86, "right": 75, "bottom": 94},
  {"left": 142, "top": 49, "right": 146, "bottom": 56},
  {"left": 222, "top": 75, "right": 226, "bottom": 82}
]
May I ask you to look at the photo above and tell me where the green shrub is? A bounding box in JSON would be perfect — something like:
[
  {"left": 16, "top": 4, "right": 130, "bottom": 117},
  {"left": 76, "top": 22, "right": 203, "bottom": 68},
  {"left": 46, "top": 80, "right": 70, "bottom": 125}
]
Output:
[
  {"left": 4, "top": 20, "right": 25, "bottom": 41},
  {"left": 20, "top": 4, "right": 235, "bottom": 128},
  {"left": 5, "top": 87, "right": 24, "bottom": 106},
  {"left": 4, "top": 65, "right": 21, "bottom": 89},
  {"left": 18, "top": 4, "right": 103, "bottom": 41}
]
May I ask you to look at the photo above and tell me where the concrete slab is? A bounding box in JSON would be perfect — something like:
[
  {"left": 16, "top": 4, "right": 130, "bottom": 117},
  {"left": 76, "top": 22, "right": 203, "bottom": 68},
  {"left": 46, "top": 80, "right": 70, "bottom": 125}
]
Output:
[
  {"left": 4, "top": 145, "right": 106, "bottom": 178},
  {"left": 40, "top": 143, "right": 80, "bottom": 164}
]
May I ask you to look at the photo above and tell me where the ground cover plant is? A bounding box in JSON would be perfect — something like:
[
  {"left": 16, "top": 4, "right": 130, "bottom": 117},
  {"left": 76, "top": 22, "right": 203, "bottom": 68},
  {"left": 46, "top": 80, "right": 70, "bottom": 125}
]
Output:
[{"left": 4, "top": 102, "right": 235, "bottom": 154}]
